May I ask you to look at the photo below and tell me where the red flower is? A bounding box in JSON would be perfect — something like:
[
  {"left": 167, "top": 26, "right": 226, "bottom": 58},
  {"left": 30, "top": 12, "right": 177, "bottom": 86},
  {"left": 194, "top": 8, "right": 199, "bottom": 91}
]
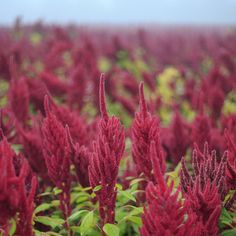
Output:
[
  {"left": 0, "top": 131, "right": 37, "bottom": 235},
  {"left": 141, "top": 144, "right": 201, "bottom": 236},
  {"left": 192, "top": 114, "right": 211, "bottom": 151},
  {"left": 41, "top": 96, "right": 73, "bottom": 220},
  {"left": 88, "top": 74, "right": 125, "bottom": 229},
  {"left": 9, "top": 76, "right": 29, "bottom": 126},
  {"left": 163, "top": 111, "right": 191, "bottom": 165},
  {"left": 180, "top": 143, "right": 225, "bottom": 235},
  {"left": 132, "top": 82, "right": 165, "bottom": 182},
  {"left": 224, "top": 129, "right": 236, "bottom": 209}
]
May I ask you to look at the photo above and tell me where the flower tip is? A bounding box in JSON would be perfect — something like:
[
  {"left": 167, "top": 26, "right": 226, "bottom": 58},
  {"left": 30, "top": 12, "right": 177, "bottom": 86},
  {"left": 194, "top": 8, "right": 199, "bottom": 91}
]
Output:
[
  {"left": 9, "top": 55, "right": 18, "bottom": 80},
  {"left": 44, "top": 95, "right": 51, "bottom": 117},
  {"left": 65, "top": 124, "right": 74, "bottom": 148},
  {"left": 139, "top": 81, "right": 147, "bottom": 118},
  {"left": 99, "top": 73, "right": 109, "bottom": 121}
]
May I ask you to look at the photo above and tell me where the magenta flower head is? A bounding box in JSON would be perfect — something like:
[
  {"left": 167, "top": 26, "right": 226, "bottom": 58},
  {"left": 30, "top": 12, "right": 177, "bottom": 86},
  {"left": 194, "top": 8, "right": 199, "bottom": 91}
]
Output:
[
  {"left": 17, "top": 118, "right": 48, "bottom": 182},
  {"left": 41, "top": 95, "right": 73, "bottom": 219},
  {"left": 192, "top": 114, "right": 211, "bottom": 151},
  {"left": 164, "top": 111, "right": 191, "bottom": 165},
  {"left": 88, "top": 74, "right": 125, "bottom": 229},
  {"left": 224, "top": 129, "right": 236, "bottom": 209},
  {"left": 0, "top": 131, "right": 37, "bottom": 236},
  {"left": 180, "top": 143, "right": 226, "bottom": 235},
  {"left": 16, "top": 159, "right": 38, "bottom": 236},
  {"left": 132, "top": 82, "right": 165, "bottom": 182},
  {"left": 141, "top": 149, "right": 201, "bottom": 236},
  {"left": 0, "top": 133, "right": 20, "bottom": 229},
  {"left": 9, "top": 76, "right": 29, "bottom": 126}
]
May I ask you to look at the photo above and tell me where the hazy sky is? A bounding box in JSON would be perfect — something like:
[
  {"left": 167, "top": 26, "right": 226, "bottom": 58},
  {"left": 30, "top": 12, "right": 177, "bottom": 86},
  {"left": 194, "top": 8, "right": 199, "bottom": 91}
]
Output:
[{"left": 1, "top": 0, "right": 236, "bottom": 25}]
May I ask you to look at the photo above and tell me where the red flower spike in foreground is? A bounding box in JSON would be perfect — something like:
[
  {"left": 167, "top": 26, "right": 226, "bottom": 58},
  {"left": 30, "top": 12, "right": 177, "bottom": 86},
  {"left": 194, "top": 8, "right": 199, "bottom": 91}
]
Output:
[
  {"left": 180, "top": 143, "right": 226, "bottom": 235},
  {"left": 141, "top": 150, "right": 202, "bottom": 236},
  {"left": 0, "top": 131, "right": 37, "bottom": 235},
  {"left": 141, "top": 182, "right": 203, "bottom": 236},
  {"left": 0, "top": 133, "right": 19, "bottom": 232},
  {"left": 224, "top": 129, "right": 236, "bottom": 209},
  {"left": 41, "top": 96, "right": 72, "bottom": 224},
  {"left": 132, "top": 82, "right": 165, "bottom": 182},
  {"left": 88, "top": 74, "right": 125, "bottom": 230},
  {"left": 17, "top": 163, "right": 38, "bottom": 236},
  {"left": 182, "top": 142, "right": 228, "bottom": 200}
]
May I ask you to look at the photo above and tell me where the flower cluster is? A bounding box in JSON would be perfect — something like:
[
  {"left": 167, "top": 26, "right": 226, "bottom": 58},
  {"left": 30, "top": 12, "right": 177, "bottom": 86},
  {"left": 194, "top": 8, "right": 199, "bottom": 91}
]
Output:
[
  {"left": 180, "top": 143, "right": 228, "bottom": 235},
  {"left": 141, "top": 142, "right": 202, "bottom": 236},
  {"left": 88, "top": 74, "right": 125, "bottom": 229},
  {"left": 132, "top": 82, "right": 165, "bottom": 182},
  {"left": 41, "top": 96, "right": 73, "bottom": 222},
  {"left": 0, "top": 131, "right": 37, "bottom": 235}
]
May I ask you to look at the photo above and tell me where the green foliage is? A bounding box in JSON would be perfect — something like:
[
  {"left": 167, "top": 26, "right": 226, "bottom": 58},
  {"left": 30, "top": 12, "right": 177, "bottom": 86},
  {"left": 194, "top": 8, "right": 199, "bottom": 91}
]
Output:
[
  {"left": 103, "top": 224, "right": 120, "bottom": 236},
  {"left": 219, "top": 207, "right": 236, "bottom": 230},
  {"left": 79, "top": 211, "right": 95, "bottom": 235},
  {"left": 221, "top": 229, "right": 236, "bottom": 236},
  {"left": 34, "top": 216, "right": 65, "bottom": 228}
]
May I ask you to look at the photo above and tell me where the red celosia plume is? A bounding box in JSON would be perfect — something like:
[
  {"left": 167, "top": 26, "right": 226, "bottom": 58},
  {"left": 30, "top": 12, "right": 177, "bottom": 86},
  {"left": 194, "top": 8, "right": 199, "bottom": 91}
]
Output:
[{"left": 88, "top": 74, "right": 125, "bottom": 230}]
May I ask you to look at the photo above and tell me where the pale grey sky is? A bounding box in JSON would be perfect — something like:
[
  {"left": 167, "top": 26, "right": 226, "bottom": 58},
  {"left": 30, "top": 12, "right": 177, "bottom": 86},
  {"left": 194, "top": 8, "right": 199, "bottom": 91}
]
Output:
[{"left": 1, "top": 0, "right": 236, "bottom": 25}]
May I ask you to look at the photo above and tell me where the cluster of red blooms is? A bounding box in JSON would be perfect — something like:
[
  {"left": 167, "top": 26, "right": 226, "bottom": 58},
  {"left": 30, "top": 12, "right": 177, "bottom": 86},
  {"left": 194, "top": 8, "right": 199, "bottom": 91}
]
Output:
[
  {"left": 41, "top": 96, "right": 73, "bottom": 224},
  {"left": 89, "top": 74, "right": 125, "bottom": 231},
  {"left": 0, "top": 131, "right": 37, "bottom": 235},
  {"left": 0, "top": 24, "right": 236, "bottom": 235},
  {"left": 132, "top": 82, "right": 165, "bottom": 182}
]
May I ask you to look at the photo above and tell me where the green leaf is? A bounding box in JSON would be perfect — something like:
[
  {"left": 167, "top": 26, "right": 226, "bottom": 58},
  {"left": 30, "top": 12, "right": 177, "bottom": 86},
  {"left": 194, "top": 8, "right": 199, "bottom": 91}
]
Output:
[
  {"left": 51, "top": 200, "right": 60, "bottom": 207},
  {"left": 37, "top": 191, "right": 53, "bottom": 197},
  {"left": 116, "top": 183, "right": 123, "bottom": 190},
  {"left": 129, "top": 178, "right": 145, "bottom": 186},
  {"left": 129, "top": 206, "right": 144, "bottom": 216},
  {"left": 34, "top": 203, "right": 52, "bottom": 214},
  {"left": 45, "top": 232, "right": 62, "bottom": 236},
  {"left": 119, "top": 190, "right": 136, "bottom": 202},
  {"left": 11, "top": 144, "right": 22, "bottom": 154},
  {"left": 127, "top": 216, "right": 142, "bottom": 226},
  {"left": 34, "top": 230, "right": 43, "bottom": 236},
  {"left": 70, "top": 226, "right": 81, "bottom": 233},
  {"left": 221, "top": 229, "right": 236, "bottom": 236},
  {"left": 34, "top": 216, "right": 65, "bottom": 228},
  {"left": 93, "top": 185, "right": 102, "bottom": 192},
  {"left": 103, "top": 223, "right": 120, "bottom": 236},
  {"left": 53, "top": 187, "right": 62, "bottom": 195},
  {"left": 68, "top": 210, "right": 88, "bottom": 222},
  {"left": 80, "top": 211, "right": 94, "bottom": 235},
  {"left": 220, "top": 208, "right": 232, "bottom": 223},
  {"left": 9, "top": 219, "right": 16, "bottom": 236}
]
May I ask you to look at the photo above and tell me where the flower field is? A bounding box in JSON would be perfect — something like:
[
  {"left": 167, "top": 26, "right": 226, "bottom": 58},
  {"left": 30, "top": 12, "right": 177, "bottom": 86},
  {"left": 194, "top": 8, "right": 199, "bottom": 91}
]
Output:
[{"left": 0, "top": 24, "right": 236, "bottom": 236}]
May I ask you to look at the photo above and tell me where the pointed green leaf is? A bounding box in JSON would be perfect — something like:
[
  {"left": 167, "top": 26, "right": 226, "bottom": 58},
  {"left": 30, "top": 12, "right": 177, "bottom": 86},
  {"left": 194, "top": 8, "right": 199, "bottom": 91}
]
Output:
[
  {"left": 103, "top": 223, "right": 119, "bottom": 236},
  {"left": 119, "top": 190, "right": 136, "bottom": 202},
  {"left": 68, "top": 210, "right": 88, "bottom": 222},
  {"left": 80, "top": 211, "right": 94, "bottom": 235},
  {"left": 34, "top": 203, "right": 52, "bottom": 214},
  {"left": 93, "top": 185, "right": 102, "bottom": 192},
  {"left": 34, "top": 216, "right": 65, "bottom": 228},
  {"left": 221, "top": 229, "right": 236, "bottom": 236},
  {"left": 127, "top": 216, "right": 142, "bottom": 226}
]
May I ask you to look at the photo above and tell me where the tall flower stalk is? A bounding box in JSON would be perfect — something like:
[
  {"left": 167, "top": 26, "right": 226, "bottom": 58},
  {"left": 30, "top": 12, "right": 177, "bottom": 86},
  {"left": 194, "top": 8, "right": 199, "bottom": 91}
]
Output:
[
  {"left": 132, "top": 82, "right": 165, "bottom": 182},
  {"left": 41, "top": 96, "right": 73, "bottom": 233},
  {"left": 88, "top": 74, "right": 125, "bottom": 232}
]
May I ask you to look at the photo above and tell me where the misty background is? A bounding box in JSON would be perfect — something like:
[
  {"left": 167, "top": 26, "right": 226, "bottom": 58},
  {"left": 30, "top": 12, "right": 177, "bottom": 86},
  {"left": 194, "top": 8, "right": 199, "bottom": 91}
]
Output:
[{"left": 1, "top": 0, "right": 236, "bottom": 25}]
